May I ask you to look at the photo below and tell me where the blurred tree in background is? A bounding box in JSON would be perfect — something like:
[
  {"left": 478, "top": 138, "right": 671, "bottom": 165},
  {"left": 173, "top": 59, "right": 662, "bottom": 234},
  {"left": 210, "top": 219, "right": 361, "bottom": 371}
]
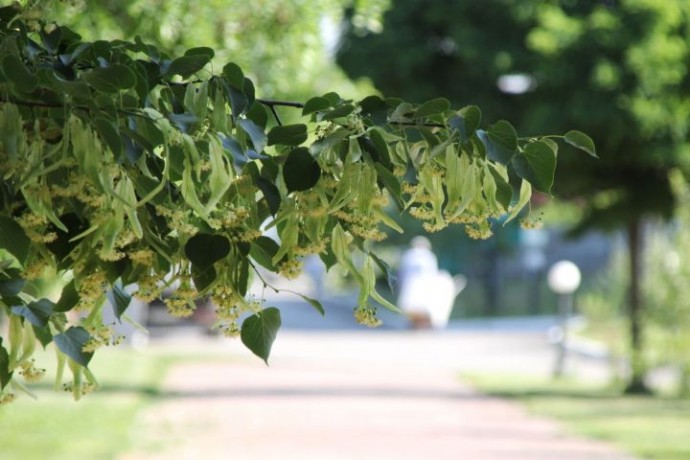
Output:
[
  {"left": 50, "top": 0, "right": 390, "bottom": 101},
  {"left": 338, "top": 0, "right": 690, "bottom": 393}
]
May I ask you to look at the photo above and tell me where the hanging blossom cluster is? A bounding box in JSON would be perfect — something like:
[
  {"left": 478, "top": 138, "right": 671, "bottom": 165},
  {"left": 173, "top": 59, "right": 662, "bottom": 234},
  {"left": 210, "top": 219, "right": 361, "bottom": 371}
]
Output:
[{"left": 0, "top": 6, "right": 596, "bottom": 403}]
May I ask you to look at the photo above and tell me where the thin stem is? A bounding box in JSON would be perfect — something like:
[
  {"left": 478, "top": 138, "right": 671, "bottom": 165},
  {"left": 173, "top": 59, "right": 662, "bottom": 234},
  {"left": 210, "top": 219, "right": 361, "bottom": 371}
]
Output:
[
  {"left": 388, "top": 120, "right": 446, "bottom": 129},
  {"left": 248, "top": 260, "right": 280, "bottom": 293},
  {"left": 256, "top": 98, "right": 305, "bottom": 109}
]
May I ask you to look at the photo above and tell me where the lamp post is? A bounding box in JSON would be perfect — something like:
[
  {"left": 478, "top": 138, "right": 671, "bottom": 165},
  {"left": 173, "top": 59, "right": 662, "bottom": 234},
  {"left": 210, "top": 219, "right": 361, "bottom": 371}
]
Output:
[{"left": 547, "top": 260, "right": 582, "bottom": 378}]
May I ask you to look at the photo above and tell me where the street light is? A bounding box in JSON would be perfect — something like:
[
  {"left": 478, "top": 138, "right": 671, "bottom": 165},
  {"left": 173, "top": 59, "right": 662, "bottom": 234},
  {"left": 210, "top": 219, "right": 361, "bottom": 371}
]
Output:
[{"left": 547, "top": 260, "right": 581, "bottom": 377}]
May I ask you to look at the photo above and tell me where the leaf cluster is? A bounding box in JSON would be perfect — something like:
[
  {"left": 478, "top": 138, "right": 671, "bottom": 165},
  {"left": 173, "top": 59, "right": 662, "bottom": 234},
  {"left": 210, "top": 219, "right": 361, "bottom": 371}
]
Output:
[{"left": 0, "top": 5, "right": 593, "bottom": 401}]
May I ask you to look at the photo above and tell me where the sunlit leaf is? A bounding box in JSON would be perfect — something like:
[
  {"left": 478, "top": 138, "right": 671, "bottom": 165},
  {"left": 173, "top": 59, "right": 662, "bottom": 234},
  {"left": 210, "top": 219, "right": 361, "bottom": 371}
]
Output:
[
  {"left": 241, "top": 307, "right": 281, "bottom": 365},
  {"left": 564, "top": 130, "right": 597, "bottom": 158},
  {"left": 511, "top": 140, "right": 556, "bottom": 193}
]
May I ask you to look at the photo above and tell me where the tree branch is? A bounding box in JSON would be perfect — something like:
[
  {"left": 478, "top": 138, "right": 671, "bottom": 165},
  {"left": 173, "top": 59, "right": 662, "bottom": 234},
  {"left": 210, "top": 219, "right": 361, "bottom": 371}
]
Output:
[{"left": 256, "top": 98, "right": 305, "bottom": 109}]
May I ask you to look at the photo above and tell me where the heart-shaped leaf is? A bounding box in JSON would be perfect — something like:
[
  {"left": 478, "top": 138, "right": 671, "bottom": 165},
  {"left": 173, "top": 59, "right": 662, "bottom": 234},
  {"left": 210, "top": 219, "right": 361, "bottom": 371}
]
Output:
[
  {"left": 449, "top": 105, "right": 481, "bottom": 142},
  {"left": 164, "top": 54, "right": 211, "bottom": 79},
  {"left": 415, "top": 97, "right": 450, "bottom": 118},
  {"left": 250, "top": 236, "right": 280, "bottom": 271},
  {"left": 283, "top": 147, "right": 321, "bottom": 193},
  {"left": 302, "top": 96, "right": 331, "bottom": 115},
  {"left": 54, "top": 327, "right": 94, "bottom": 367},
  {"left": 241, "top": 307, "right": 282, "bottom": 364},
  {"left": 83, "top": 64, "right": 137, "bottom": 93},
  {"left": 222, "top": 62, "right": 245, "bottom": 90},
  {"left": 267, "top": 124, "right": 308, "bottom": 146},
  {"left": 478, "top": 120, "right": 518, "bottom": 164},
  {"left": 511, "top": 140, "right": 557, "bottom": 193},
  {"left": 55, "top": 280, "right": 79, "bottom": 313},
  {"left": 11, "top": 299, "right": 55, "bottom": 327},
  {"left": 184, "top": 233, "right": 231, "bottom": 269}
]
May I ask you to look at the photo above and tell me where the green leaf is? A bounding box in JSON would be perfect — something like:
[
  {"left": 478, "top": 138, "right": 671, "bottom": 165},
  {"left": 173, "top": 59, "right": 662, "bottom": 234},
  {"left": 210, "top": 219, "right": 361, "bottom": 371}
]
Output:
[
  {"left": 297, "top": 293, "right": 325, "bottom": 316},
  {"left": 479, "top": 120, "right": 518, "bottom": 164},
  {"left": 33, "top": 325, "right": 53, "bottom": 348},
  {"left": 11, "top": 299, "right": 54, "bottom": 328},
  {"left": 450, "top": 105, "right": 481, "bottom": 142},
  {"left": 564, "top": 130, "right": 597, "bottom": 158},
  {"left": 374, "top": 164, "right": 403, "bottom": 208},
  {"left": 165, "top": 54, "right": 211, "bottom": 79},
  {"left": 54, "top": 327, "right": 94, "bottom": 367},
  {"left": 92, "top": 117, "right": 123, "bottom": 158},
  {"left": 256, "top": 177, "right": 281, "bottom": 216},
  {"left": 283, "top": 147, "right": 321, "bottom": 193},
  {"left": 185, "top": 47, "right": 214, "bottom": 59},
  {"left": 184, "top": 233, "right": 231, "bottom": 269},
  {"left": 321, "top": 103, "right": 355, "bottom": 121},
  {"left": 236, "top": 259, "right": 250, "bottom": 297},
  {"left": 0, "top": 216, "right": 30, "bottom": 264},
  {"left": 222, "top": 62, "right": 245, "bottom": 89},
  {"left": 369, "top": 252, "right": 397, "bottom": 293},
  {"left": 237, "top": 118, "right": 267, "bottom": 153},
  {"left": 55, "top": 280, "right": 79, "bottom": 313},
  {"left": 511, "top": 141, "right": 556, "bottom": 193},
  {"left": 0, "top": 339, "right": 11, "bottom": 390},
  {"left": 0, "top": 269, "right": 25, "bottom": 298},
  {"left": 111, "top": 281, "right": 131, "bottom": 321},
  {"left": 240, "top": 307, "right": 281, "bottom": 365},
  {"left": 250, "top": 236, "right": 280, "bottom": 271},
  {"left": 267, "top": 124, "right": 308, "bottom": 146},
  {"left": 302, "top": 96, "right": 331, "bottom": 115},
  {"left": 488, "top": 165, "right": 513, "bottom": 211},
  {"left": 191, "top": 265, "right": 216, "bottom": 293},
  {"left": 1, "top": 55, "right": 37, "bottom": 93},
  {"left": 83, "top": 64, "right": 137, "bottom": 93},
  {"left": 415, "top": 97, "right": 450, "bottom": 118}
]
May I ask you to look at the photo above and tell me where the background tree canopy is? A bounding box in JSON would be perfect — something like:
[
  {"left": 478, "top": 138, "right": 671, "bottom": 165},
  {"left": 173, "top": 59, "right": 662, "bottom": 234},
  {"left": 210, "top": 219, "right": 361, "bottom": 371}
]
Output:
[
  {"left": 49, "top": 0, "right": 390, "bottom": 101},
  {"left": 338, "top": 0, "right": 690, "bottom": 392}
]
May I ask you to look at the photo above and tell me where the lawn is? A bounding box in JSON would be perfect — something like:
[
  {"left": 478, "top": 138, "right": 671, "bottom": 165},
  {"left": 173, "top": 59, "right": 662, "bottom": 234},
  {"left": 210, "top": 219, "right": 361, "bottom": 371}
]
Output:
[
  {"left": 466, "top": 374, "right": 690, "bottom": 460},
  {"left": 0, "top": 345, "right": 180, "bottom": 460}
]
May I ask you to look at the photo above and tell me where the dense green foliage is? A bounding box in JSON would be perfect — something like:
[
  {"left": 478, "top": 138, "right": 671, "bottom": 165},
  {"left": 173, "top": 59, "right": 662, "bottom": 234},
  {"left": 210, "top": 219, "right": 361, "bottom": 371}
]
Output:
[
  {"left": 339, "top": 0, "right": 690, "bottom": 393},
  {"left": 0, "top": 3, "right": 592, "bottom": 402}
]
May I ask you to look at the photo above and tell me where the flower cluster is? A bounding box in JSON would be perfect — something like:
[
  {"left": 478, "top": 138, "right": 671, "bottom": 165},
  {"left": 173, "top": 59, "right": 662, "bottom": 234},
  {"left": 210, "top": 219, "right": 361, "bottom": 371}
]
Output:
[
  {"left": 134, "top": 273, "right": 166, "bottom": 303},
  {"left": 62, "top": 381, "right": 96, "bottom": 396},
  {"left": 16, "top": 212, "right": 57, "bottom": 244},
  {"left": 354, "top": 305, "right": 383, "bottom": 328},
  {"left": 82, "top": 323, "right": 123, "bottom": 353},
  {"left": 18, "top": 359, "right": 45, "bottom": 383},
  {"left": 0, "top": 392, "right": 16, "bottom": 405},
  {"left": 75, "top": 270, "right": 107, "bottom": 311},
  {"left": 163, "top": 279, "right": 199, "bottom": 318},
  {"left": 277, "top": 258, "right": 303, "bottom": 279}
]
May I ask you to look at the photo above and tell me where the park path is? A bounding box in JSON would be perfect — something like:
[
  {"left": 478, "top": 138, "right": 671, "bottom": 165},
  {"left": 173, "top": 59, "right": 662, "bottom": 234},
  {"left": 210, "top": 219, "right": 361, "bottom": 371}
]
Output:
[{"left": 119, "top": 328, "right": 635, "bottom": 460}]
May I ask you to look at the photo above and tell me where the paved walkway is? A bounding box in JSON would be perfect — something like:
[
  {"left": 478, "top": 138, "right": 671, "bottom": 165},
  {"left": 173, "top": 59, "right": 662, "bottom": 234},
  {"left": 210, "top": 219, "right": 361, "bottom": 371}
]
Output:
[{"left": 119, "top": 327, "right": 635, "bottom": 460}]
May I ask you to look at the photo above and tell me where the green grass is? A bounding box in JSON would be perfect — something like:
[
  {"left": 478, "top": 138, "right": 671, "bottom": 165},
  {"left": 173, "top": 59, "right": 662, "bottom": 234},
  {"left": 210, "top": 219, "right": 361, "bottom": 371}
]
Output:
[
  {"left": 0, "top": 346, "right": 185, "bottom": 460},
  {"left": 466, "top": 374, "right": 690, "bottom": 460}
]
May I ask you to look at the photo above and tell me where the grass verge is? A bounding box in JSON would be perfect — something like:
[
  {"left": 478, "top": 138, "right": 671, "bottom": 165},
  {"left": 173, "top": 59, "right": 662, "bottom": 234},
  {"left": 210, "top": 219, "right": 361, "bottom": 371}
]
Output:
[
  {"left": 466, "top": 373, "right": 690, "bottom": 460},
  {"left": 0, "top": 345, "right": 185, "bottom": 460}
]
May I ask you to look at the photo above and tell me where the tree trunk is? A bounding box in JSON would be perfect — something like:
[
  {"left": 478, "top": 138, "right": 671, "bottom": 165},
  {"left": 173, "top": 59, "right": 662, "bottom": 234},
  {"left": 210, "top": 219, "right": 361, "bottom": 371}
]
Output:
[{"left": 624, "top": 218, "right": 652, "bottom": 394}]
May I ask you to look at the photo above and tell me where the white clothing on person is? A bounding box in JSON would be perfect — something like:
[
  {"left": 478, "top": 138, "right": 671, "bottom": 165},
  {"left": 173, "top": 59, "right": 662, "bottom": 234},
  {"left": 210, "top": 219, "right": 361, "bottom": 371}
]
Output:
[{"left": 397, "top": 237, "right": 465, "bottom": 328}]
